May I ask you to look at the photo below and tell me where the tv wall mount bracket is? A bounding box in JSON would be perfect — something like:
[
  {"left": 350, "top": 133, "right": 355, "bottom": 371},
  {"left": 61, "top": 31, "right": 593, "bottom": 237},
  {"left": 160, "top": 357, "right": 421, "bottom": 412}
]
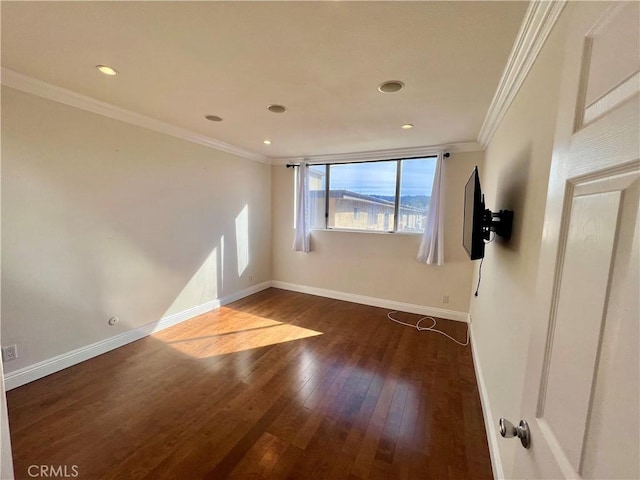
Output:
[{"left": 483, "top": 209, "right": 514, "bottom": 240}]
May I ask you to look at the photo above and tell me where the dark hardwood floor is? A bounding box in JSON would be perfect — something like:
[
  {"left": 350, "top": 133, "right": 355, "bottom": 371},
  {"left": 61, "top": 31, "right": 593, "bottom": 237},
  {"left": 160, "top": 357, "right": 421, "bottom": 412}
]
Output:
[{"left": 7, "top": 288, "right": 492, "bottom": 479}]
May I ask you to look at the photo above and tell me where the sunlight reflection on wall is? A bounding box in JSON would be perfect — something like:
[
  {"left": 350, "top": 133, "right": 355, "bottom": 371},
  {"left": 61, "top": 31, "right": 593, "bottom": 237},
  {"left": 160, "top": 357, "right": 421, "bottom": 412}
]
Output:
[
  {"left": 163, "top": 247, "right": 219, "bottom": 317},
  {"left": 235, "top": 205, "right": 250, "bottom": 276},
  {"left": 220, "top": 234, "right": 225, "bottom": 291}
]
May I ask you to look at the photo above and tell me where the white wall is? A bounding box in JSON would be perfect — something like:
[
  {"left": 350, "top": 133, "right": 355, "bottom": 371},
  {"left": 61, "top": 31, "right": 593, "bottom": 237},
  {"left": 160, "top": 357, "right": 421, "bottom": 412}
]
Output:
[
  {"left": 1, "top": 86, "right": 272, "bottom": 375},
  {"left": 272, "top": 151, "right": 483, "bottom": 316},
  {"left": 1, "top": 81, "right": 16, "bottom": 479},
  {"left": 468, "top": 11, "right": 569, "bottom": 478},
  {"left": 0, "top": 358, "right": 12, "bottom": 479}
]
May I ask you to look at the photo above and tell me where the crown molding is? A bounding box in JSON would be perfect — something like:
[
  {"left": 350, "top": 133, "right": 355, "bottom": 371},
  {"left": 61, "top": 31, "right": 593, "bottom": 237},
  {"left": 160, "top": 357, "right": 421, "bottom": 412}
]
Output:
[
  {"left": 1, "top": 68, "right": 270, "bottom": 164},
  {"left": 477, "top": 0, "right": 567, "bottom": 149},
  {"left": 273, "top": 141, "right": 483, "bottom": 165}
]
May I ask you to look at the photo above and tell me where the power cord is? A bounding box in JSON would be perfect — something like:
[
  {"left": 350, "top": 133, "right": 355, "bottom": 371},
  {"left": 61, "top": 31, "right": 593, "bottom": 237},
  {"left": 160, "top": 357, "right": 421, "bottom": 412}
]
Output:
[
  {"left": 473, "top": 233, "right": 495, "bottom": 297},
  {"left": 474, "top": 256, "right": 484, "bottom": 297},
  {"left": 387, "top": 311, "right": 470, "bottom": 346}
]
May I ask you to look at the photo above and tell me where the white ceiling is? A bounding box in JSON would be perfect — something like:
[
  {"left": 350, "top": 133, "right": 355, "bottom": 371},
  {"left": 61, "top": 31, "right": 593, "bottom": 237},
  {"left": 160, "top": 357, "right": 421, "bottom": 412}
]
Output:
[{"left": 1, "top": 1, "right": 528, "bottom": 160}]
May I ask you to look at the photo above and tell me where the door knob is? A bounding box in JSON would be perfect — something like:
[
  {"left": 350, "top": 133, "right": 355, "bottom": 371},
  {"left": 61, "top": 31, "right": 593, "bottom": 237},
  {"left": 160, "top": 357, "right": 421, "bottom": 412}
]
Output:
[{"left": 499, "top": 418, "right": 531, "bottom": 449}]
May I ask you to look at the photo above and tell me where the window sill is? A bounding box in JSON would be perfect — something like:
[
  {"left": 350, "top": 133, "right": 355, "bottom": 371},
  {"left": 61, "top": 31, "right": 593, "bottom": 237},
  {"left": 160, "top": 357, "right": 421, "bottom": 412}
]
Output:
[{"left": 311, "top": 228, "right": 423, "bottom": 236}]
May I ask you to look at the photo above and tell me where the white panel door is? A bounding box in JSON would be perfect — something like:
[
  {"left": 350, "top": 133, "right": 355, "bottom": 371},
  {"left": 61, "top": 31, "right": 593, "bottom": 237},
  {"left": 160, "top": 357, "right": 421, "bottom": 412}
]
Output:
[{"left": 510, "top": 2, "right": 639, "bottom": 479}]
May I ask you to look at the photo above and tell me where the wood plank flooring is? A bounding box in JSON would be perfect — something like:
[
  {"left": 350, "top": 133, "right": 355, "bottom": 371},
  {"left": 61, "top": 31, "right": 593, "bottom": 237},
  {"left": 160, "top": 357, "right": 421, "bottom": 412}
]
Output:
[{"left": 6, "top": 288, "right": 492, "bottom": 479}]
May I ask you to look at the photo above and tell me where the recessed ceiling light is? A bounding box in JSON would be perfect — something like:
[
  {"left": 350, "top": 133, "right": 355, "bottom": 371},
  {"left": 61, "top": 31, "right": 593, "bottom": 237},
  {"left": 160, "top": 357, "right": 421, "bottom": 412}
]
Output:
[
  {"left": 378, "top": 80, "right": 404, "bottom": 93},
  {"left": 267, "top": 104, "right": 287, "bottom": 113},
  {"left": 401, "top": 124, "right": 414, "bottom": 129},
  {"left": 205, "top": 115, "right": 223, "bottom": 122},
  {"left": 263, "top": 140, "right": 272, "bottom": 145},
  {"left": 96, "top": 64, "right": 118, "bottom": 76}
]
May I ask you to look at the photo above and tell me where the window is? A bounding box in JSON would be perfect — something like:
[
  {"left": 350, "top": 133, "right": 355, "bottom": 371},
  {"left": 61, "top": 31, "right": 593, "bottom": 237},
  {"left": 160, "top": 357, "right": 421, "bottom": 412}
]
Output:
[
  {"left": 308, "top": 156, "right": 436, "bottom": 233},
  {"left": 309, "top": 165, "right": 326, "bottom": 229}
]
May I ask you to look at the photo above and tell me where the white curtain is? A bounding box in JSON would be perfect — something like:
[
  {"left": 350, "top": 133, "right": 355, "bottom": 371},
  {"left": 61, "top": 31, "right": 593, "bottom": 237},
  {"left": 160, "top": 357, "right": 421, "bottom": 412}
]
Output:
[
  {"left": 417, "top": 152, "right": 444, "bottom": 265},
  {"left": 292, "top": 161, "right": 311, "bottom": 252}
]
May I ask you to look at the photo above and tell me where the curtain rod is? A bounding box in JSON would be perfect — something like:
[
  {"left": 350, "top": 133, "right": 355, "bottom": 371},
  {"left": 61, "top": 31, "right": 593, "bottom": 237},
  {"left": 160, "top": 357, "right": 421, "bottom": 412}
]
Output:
[{"left": 285, "top": 152, "right": 450, "bottom": 168}]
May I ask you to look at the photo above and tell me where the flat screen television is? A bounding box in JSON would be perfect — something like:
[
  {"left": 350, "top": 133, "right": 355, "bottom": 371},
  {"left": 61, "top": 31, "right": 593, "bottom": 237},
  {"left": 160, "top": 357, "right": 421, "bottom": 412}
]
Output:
[
  {"left": 463, "top": 166, "right": 487, "bottom": 260},
  {"left": 463, "top": 166, "right": 514, "bottom": 261}
]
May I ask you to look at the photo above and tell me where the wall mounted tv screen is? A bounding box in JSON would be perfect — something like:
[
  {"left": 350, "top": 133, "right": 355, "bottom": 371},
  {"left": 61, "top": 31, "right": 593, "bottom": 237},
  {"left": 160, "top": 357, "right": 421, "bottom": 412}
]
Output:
[{"left": 463, "top": 166, "right": 486, "bottom": 260}]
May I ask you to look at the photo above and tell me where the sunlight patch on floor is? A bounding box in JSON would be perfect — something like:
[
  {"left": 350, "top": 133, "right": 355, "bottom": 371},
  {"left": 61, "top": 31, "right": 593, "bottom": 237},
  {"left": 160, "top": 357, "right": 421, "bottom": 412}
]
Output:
[{"left": 158, "top": 309, "right": 323, "bottom": 358}]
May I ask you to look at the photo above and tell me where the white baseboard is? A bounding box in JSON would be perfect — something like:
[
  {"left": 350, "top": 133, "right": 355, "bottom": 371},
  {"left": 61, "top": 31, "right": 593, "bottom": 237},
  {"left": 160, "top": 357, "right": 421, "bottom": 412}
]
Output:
[
  {"left": 271, "top": 280, "right": 469, "bottom": 323},
  {"left": 470, "top": 321, "right": 504, "bottom": 480},
  {"left": 3, "top": 281, "right": 271, "bottom": 390}
]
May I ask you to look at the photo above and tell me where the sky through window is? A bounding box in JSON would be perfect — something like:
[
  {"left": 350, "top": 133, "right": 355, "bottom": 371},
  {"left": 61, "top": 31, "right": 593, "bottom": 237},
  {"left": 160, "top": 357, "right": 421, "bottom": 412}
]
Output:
[{"left": 328, "top": 157, "right": 436, "bottom": 196}]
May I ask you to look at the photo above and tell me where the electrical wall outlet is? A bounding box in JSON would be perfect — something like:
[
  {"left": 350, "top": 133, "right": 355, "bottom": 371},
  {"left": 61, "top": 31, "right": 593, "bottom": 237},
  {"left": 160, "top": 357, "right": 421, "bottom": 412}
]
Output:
[
  {"left": 442, "top": 295, "right": 450, "bottom": 304},
  {"left": 2, "top": 344, "right": 18, "bottom": 362}
]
